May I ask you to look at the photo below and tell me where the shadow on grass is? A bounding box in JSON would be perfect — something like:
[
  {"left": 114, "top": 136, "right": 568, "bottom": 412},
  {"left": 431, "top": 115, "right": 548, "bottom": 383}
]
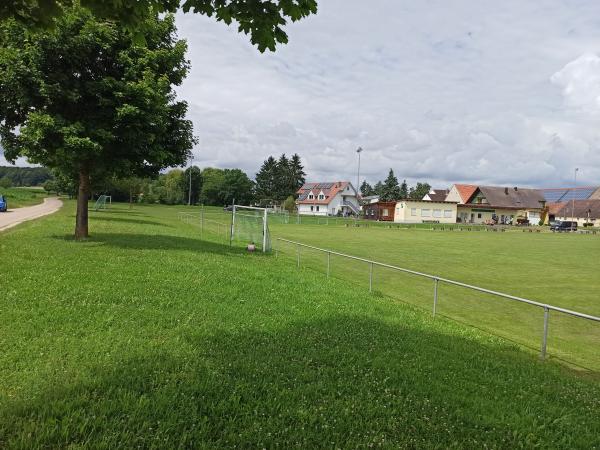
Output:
[
  {"left": 89, "top": 216, "right": 172, "bottom": 227},
  {"left": 51, "top": 232, "right": 248, "bottom": 255},
  {"left": 2, "top": 316, "right": 599, "bottom": 448}
]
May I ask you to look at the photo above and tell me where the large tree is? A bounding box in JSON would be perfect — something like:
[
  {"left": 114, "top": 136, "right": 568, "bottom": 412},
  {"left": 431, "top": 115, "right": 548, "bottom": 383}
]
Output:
[
  {"left": 360, "top": 181, "right": 374, "bottom": 197},
  {"left": 1, "top": 0, "right": 318, "bottom": 53},
  {"left": 254, "top": 156, "right": 278, "bottom": 203},
  {"left": 409, "top": 182, "right": 432, "bottom": 200},
  {"left": 0, "top": 8, "right": 195, "bottom": 238},
  {"left": 380, "top": 169, "right": 401, "bottom": 202},
  {"left": 289, "top": 153, "right": 306, "bottom": 193}
]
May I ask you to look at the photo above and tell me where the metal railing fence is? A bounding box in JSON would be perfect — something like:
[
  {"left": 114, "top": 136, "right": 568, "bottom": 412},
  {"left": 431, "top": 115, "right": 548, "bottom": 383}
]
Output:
[{"left": 276, "top": 237, "right": 600, "bottom": 362}]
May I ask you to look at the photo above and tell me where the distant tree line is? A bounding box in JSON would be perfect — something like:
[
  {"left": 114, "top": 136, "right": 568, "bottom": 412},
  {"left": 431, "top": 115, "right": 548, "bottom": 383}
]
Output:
[
  {"left": 360, "top": 169, "right": 431, "bottom": 202},
  {"left": 0, "top": 166, "right": 52, "bottom": 187},
  {"left": 69, "top": 153, "right": 306, "bottom": 207}
]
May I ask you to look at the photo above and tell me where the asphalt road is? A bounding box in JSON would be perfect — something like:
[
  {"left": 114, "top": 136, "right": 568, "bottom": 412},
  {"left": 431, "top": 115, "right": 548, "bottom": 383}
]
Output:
[{"left": 0, "top": 197, "right": 63, "bottom": 232}]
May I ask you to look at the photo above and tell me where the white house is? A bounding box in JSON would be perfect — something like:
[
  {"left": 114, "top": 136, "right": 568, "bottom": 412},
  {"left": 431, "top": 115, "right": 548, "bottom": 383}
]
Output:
[{"left": 296, "top": 181, "right": 360, "bottom": 216}]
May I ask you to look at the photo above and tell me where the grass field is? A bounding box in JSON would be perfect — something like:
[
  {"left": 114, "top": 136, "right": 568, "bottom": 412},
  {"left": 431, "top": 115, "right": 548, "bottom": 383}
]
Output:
[
  {"left": 267, "top": 218, "right": 600, "bottom": 371},
  {"left": 1, "top": 202, "right": 600, "bottom": 448},
  {"left": 0, "top": 187, "right": 48, "bottom": 208}
]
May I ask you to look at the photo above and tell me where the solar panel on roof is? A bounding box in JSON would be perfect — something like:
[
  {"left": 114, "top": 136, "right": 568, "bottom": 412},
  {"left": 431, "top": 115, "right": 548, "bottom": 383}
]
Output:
[
  {"left": 298, "top": 193, "right": 308, "bottom": 200},
  {"left": 543, "top": 190, "right": 568, "bottom": 202}
]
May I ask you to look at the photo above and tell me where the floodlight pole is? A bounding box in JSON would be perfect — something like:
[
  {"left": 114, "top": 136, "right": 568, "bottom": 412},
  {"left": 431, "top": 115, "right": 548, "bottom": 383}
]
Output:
[
  {"left": 188, "top": 157, "right": 193, "bottom": 206},
  {"left": 572, "top": 168, "right": 578, "bottom": 227},
  {"left": 356, "top": 147, "right": 363, "bottom": 197}
]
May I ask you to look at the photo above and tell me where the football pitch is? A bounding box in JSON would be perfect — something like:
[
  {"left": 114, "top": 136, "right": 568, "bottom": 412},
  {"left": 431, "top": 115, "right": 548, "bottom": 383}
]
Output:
[
  {"left": 1, "top": 202, "right": 600, "bottom": 448},
  {"left": 270, "top": 217, "right": 600, "bottom": 371}
]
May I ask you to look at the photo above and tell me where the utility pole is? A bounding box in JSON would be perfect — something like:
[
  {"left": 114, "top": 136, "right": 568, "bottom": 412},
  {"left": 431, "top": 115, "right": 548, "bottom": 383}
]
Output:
[
  {"left": 572, "top": 167, "right": 579, "bottom": 228},
  {"left": 188, "top": 157, "right": 193, "bottom": 206}
]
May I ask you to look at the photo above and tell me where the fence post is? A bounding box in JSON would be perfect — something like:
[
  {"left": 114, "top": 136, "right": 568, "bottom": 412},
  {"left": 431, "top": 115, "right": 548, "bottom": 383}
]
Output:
[
  {"left": 541, "top": 307, "right": 549, "bottom": 360},
  {"left": 433, "top": 278, "right": 439, "bottom": 317},
  {"left": 297, "top": 244, "right": 300, "bottom": 269},
  {"left": 327, "top": 252, "right": 331, "bottom": 279},
  {"left": 369, "top": 262, "right": 373, "bottom": 293}
]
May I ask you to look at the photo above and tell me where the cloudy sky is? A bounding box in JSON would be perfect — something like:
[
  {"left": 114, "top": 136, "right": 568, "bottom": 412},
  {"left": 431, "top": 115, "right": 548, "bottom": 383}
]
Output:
[{"left": 4, "top": 0, "right": 600, "bottom": 188}]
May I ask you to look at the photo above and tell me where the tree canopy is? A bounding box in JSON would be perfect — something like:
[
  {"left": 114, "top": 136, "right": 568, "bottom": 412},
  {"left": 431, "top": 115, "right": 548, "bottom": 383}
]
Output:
[
  {"left": 0, "top": 7, "right": 195, "bottom": 238},
  {"left": 1, "top": 0, "right": 318, "bottom": 52},
  {"left": 255, "top": 153, "right": 305, "bottom": 204},
  {"left": 380, "top": 169, "right": 401, "bottom": 202}
]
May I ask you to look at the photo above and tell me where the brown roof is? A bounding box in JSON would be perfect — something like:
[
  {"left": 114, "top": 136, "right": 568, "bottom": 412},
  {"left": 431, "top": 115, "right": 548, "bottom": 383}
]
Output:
[
  {"left": 454, "top": 184, "right": 478, "bottom": 203},
  {"left": 547, "top": 202, "right": 566, "bottom": 215},
  {"left": 552, "top": 200, "right": 600, "bottom": 219},
  {"left": 426, "top": 189, "right": 449, "bottom": 202},
  {"left": 466, "top": 186, "right": 546, "bottom": 209},
  {"left": 296, "top": 181, "right": 354, "bottom": 205}
]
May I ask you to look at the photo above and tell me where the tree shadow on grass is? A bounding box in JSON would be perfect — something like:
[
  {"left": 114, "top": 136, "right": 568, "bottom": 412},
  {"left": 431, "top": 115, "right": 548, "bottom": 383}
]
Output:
[
  {"left": 51, "top": 232, "right": 248, "bottom": 256},
  {"left": 2, "top": 316, "right": 599, "bottom": 448},
  {"left": 89, "top": 216, "right": 173, "bottom": 227}
]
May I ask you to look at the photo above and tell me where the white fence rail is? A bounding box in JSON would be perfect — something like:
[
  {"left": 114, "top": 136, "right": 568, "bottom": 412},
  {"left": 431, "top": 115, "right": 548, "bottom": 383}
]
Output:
[{"left": 276, "top": 237, "right": 600, "bottom": 362}]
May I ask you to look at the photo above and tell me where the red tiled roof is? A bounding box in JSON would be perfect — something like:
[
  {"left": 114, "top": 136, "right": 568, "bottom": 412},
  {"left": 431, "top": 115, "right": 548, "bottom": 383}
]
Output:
[
  {"left": 454, "top": 184, "right": 478, "bottom": 203},
  {"left": 296, "top": 181, "right": 354, "bottom": 205}
]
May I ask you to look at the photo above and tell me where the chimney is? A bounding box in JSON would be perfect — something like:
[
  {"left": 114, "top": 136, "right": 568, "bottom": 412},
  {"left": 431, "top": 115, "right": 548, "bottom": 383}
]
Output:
[{"left": 504, "top": 187, "right": 509, "bottom": 195}]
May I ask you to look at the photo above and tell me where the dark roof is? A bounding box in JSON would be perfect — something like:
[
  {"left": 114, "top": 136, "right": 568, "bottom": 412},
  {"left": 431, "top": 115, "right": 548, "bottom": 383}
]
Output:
[
  {"left": 425, "top": 189, "right": 449, "bottom": 202},
  {"left": 541, "top": 187, "right": 599, "bottom": 202},
  {"left": 551, "top": 199, "right": 600, "bottom": 219},
  {"left": 469, "top": 186, "right": 545, "bottom": 209}
]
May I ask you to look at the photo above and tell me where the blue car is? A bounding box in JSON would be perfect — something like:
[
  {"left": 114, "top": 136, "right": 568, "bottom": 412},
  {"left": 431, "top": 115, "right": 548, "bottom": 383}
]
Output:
[{"left": 0, "top": 195, "right": 7, "bottom": 212}]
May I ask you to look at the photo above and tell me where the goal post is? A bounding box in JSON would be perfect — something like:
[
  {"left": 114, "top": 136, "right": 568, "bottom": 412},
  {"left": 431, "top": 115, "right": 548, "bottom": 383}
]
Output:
[
  {"left": 94, "top": 194, "right": 111, "bottom": 211},
  {"left": 230, "top": 205, "right": 270, "bottom": 252}
]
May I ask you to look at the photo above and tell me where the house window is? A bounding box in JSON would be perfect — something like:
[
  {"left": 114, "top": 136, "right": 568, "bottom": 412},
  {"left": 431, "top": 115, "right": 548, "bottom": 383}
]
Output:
[
  {"left": 318, "top": 194, "right": 325, "bottom": 200},
  {"left": 316, "top": 206, "right": 320, "bottom": 212},
  {"left": 308, "top": 194, "right": 314, "bottom": 200},
  {"left": 433, "top": 209, "right": 442, "bottom": 218},
  {"left": 443, "top": 210, "right": 452, "bottom": 218},
  {"left": 421, "top": 209, "right": 431, "bottom": 217},
  {"left": 310, "top": 205, "right": 314, "bottom": 212},
  {"left": 411, "top": 208, "right": 417, "bottom": 216},
  {"left": 382, "top": 208, "right": 389, "bottom": 216},
  {"left": 477, "top": 213, "right": 482, "bottom": 219}
]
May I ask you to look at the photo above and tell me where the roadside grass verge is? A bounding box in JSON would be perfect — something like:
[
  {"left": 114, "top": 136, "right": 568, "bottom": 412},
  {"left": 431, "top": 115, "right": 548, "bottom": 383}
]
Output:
[
  {"left": 1, "top": 202, "right": 599, "bottom": 448},
  {"left": 0, "top": 186, "right": 48, "bottom": 208}
]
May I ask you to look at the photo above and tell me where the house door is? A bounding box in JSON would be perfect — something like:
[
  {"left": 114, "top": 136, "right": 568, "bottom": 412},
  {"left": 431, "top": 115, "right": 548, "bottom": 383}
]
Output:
[{"left": 470, "top": 213, "right": 474, "bottom": 223}]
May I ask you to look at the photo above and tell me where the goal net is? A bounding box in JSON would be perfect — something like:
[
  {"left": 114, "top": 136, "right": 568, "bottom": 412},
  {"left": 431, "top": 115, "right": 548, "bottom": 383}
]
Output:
[
  {"left": 94, "top": 195, "right": 111, "bottom": 211},
  {"left": 230, "top": 205, "right": 271, "bottom": 252}
]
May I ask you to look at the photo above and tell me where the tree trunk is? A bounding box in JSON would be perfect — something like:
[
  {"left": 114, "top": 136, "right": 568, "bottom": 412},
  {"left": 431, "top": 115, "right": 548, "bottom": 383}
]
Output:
[
  {"left": 75, "top": 169, "right": 90, "bottom": 240},
  {"left": 129, "top": 185, "right": 133, "bottom": 209}
]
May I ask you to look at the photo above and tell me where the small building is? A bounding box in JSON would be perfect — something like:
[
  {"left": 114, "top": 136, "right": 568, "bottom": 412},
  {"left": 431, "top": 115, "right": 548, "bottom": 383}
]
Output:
[
  {"left": 394, "top": 200, "right": 458, "bottom": 224},
  {"left": 363, "top": 201, "right": 396, "bottom": 221},
  {"left": 547, "top": 199, "right": 600, "bottom": 227},
  {"left": 296, "top": 181, "right": 360, "bottom": 216},
  {"left": 457, "top": 186, "right": 546, "bottom": 224}
]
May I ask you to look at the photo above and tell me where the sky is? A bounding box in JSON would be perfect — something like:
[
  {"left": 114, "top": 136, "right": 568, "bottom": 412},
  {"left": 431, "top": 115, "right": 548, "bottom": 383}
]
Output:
[{"left": 3, "top": 0, "right": 600, "bottom": 188}]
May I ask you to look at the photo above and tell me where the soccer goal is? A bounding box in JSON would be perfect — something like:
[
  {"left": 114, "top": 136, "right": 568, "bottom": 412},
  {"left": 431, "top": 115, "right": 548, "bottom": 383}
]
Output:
[
  {"left": 94, "top": 195, "right": 112, "bottom": 211},
  {"left": 230, "top": 205, "right": 271, "bottom": 252}
]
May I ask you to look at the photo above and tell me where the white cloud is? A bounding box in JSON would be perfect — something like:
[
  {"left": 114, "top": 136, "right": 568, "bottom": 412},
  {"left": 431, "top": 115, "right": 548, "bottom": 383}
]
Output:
[
  {"left": 5, "top": 0, "right": 600, "bottom": 187},
  {"left": 551, "top": 53, "right": 600, "bottom": 114}
]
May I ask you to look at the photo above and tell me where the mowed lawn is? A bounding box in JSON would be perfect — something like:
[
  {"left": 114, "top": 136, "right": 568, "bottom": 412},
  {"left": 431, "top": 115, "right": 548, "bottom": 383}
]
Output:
[
  {"left": 1, "top": 202, "right": 600, "bottom": 448},
  {"left": 270, "top": 220, "right": 600, "bottom": 371}
]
